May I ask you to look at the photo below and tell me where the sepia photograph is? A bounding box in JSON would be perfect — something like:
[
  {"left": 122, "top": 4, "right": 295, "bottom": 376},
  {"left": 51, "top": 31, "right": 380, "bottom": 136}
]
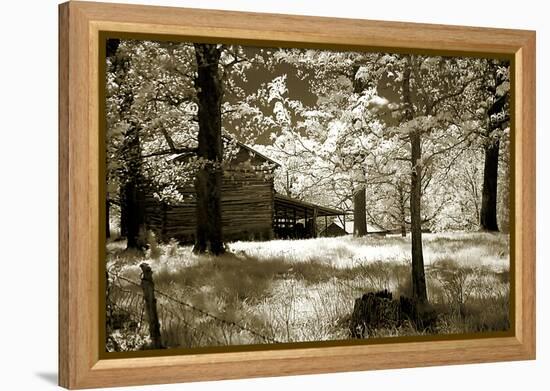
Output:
[{"left": 104, "top": 38, "right": 511, "bottom": 353}]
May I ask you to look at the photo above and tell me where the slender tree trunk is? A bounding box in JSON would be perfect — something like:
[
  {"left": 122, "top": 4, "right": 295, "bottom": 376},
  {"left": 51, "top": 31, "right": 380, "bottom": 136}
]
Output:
[
  {"left": 498, "top": 143, "right": 510, "bottom": 232},
  {"left": 120, "top": 185, "right": 127, "bottom": 238},
  {"left": 351, "top": 65, "right": 369, "bottom": 238},
  {"left": 353, "top": 188, "right": 368, "bottom": 236},
  {"left": 403, "top": 56, "right": 428, "bottom": 303},
  {"left": 193, "top": 43, "right": 225, "bottom": 255},
  {"left": 480, "top": 139, "right": 500, "bottom": 231},
  {"left": 398, "top": 185, "right": 407, "bottom": 237},
  {"left": 106, "top": 38, "right": 120, "bottom": 241},
  {"left": 106, "top": 198, "right": 111, "bottom": 239},
  {"left": 312, "top": 207, "right": 318, "bottom": 238},
  {"left": 410, "top": 131, "right": 428, "bottom": 303}
]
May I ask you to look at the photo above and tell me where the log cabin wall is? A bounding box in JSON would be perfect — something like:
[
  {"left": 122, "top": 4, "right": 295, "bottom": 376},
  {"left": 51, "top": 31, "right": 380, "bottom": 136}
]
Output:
[{"left": 142, "top": 145, "right": 276, "bottom": 244}]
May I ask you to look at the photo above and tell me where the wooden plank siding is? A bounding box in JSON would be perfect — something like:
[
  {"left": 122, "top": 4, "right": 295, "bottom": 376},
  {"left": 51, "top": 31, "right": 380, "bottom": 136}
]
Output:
[{"left": 142, "top": 167, "right": 275, "bottom": 244}]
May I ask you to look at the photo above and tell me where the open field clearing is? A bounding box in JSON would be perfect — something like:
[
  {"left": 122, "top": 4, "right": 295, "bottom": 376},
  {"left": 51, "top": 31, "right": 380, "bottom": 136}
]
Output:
[{"left": 106, "top": 232, "right": 510, "bottom": 351}]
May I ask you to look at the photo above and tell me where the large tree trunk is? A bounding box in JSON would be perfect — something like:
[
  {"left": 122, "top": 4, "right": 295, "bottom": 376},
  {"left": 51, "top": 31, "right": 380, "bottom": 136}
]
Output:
[
  {"left": 123, "top": 180, "right": 144, "bottom": 249},
  {"left": 122, "top": 125, "right": 145, "bottom": 249},
  {"left": 480, "top": 61, "right": 509, "bottom": 232},
  {"left": 353, "top": 187, "right": 368, "bottom": 236},
  {"left": 480, "top": 63, "right": 508, "bottom": 231},
  {"left": 403, "top": 56, "right": 428, "bottom": 303},
  {"left": 193, "top": 43, "right": 225, "bottom": 255},
  {"left": 480, "top": 139, "right": 500, "bottom": 231},
  {"left": 106, "top": 38, "right": 145, "bottom": 249}
]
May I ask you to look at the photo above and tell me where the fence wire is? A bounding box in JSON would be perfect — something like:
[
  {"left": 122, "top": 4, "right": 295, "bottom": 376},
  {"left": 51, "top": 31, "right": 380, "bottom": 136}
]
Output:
[{"left": 106, "top": 270, "right": 281, "bottom": 351}]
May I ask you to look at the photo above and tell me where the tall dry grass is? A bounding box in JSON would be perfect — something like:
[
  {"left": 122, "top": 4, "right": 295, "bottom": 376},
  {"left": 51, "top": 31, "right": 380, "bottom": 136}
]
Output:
[{"left": 106, "top": 231, "right": 510, "bottom": 350}]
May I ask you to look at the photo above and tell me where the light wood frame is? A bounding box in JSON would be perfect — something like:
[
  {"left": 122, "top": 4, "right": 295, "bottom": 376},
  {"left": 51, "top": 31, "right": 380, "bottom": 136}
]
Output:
[{"left": 59, "top": 1, "right": 536, "bottom": 389}]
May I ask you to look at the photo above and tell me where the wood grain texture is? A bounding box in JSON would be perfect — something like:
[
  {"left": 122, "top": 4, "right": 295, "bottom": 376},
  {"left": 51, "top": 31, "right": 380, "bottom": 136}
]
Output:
[
  {"left": 58, "top": 3, "right": 70, "bottom": 387},
  {"left": 515, "top": 34, "right": 536, "bottom": 353},
  {"left": 58, "top": 1, "right": 536, "bottom": 388}
]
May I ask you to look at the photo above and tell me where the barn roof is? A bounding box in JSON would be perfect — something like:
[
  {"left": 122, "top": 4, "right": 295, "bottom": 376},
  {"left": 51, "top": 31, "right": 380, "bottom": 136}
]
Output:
[
  {"left": 168, "top": 135, "right": 281, "bottom": 168},
  {"left": 231, "top": 138, "right": 281, "bottom": 168},
  {"left": 334, "top": 220, "right": 386, "bottom": 234},
  {"left": 274, "top": 193, "right": 345, "bottom": 218},
  {"left": 319, "top": 222, "right": 348, "bottom": 235}
]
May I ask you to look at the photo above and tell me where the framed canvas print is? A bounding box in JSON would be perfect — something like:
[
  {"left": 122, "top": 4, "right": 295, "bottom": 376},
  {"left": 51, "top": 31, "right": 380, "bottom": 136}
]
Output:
[{"left": 58, "top": 1, "right": 536, "bottom": 389}]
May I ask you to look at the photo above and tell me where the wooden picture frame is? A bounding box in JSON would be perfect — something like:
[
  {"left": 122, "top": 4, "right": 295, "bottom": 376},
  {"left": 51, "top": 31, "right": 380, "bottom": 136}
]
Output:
[{"left": 59, "top": 1, "right": 536, "bottom": 389}]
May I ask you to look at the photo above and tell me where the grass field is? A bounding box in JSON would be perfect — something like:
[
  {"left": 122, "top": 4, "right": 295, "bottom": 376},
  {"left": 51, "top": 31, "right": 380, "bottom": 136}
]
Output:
[{"left": 106, "top": 232, "right": 510, "bottom": 351}]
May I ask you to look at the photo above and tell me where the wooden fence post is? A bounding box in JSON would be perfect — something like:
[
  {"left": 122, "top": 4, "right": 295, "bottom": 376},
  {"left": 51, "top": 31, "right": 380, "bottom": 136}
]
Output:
[{"left": 139, "top": 263, "right": 163, "bottom": 349}]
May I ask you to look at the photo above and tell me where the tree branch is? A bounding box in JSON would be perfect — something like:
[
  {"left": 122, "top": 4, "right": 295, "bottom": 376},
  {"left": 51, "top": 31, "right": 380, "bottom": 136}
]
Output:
[{"left": 141, "top": 148, "right": 198, "bottom": 159}]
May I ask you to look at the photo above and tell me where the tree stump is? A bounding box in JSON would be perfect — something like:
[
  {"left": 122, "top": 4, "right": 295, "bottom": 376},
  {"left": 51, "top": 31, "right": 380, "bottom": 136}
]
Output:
[{"left": 349, "top": 290, "right": 437, "bottom": 337}]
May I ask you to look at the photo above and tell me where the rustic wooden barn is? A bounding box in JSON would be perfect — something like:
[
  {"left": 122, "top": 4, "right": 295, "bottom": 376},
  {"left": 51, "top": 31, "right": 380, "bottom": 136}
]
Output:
[
  {"left": 273, "top": 194, "right": 344, "bottom": 239},
  {"left": 319, "top": 222, "right": 348, "bottom": 237},
  {"left": 320, "top": 221, "right": 405, "bottom": 237},
  {"left": 141, "top": 139, "right": 346, "bottom": 243}
]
